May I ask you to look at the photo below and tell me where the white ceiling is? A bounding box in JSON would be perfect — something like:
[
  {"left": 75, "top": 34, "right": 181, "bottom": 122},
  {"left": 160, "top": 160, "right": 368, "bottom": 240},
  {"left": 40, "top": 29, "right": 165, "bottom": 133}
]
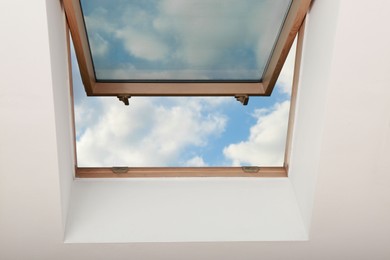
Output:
[{"left": 1, "top": 0, "right": 390, "bottom": 259}]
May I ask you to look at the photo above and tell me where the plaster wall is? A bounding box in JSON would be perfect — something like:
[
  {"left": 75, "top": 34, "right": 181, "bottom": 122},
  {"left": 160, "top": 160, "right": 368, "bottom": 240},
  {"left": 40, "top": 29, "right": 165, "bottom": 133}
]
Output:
[{"left": 0, "top": 0, "right": 68, "bottom": 256}]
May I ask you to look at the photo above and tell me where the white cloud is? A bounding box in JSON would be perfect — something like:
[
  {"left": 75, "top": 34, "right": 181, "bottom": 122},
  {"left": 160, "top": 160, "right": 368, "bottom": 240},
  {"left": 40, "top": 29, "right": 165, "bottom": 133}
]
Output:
[
  {"left": 82, "top": 7, "right": 114, "bottom": 59},
  {"left": 185, "top": 156, "right": 208, "bottom": 167},
  {"left": 223, "top": 101, "right": 290, "bottom": 166},
  {"left": 276, "top": 38, "right": 297, "bottom": 95},
  {"left": 88, "top": 33, "right": 109, "bottom": 57},
  {"left": 76, "top": 97, "right": 228, "bottom": 167},
  {"left": 83, "top": 7, "right": 115, "bottom": 33},
  {"left": 156, "top": 0, "right": 253, "bottom": 66},
  {"left": 115, "top": 27, "right": 169, "bottom": 61}
]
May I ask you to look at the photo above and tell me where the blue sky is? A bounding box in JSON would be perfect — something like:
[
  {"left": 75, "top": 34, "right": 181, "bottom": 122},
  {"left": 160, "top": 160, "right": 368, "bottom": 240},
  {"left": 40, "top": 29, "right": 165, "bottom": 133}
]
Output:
[{"left": 73, "top": 0, "right": 295, "bottom": 167}]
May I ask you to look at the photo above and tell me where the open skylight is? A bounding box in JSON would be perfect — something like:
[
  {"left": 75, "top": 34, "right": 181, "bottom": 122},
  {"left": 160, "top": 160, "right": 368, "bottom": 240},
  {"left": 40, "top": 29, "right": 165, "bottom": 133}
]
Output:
[
  {"left": 64, "top": 0, "right": 310, "bottom": 98},
  {"left": 64, "top": 0, "right": 309, "bottom": 177}
]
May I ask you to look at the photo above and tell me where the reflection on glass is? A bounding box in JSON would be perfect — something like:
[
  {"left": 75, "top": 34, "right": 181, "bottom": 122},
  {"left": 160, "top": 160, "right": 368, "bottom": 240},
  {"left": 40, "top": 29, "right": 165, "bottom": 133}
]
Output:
[{"left": 80, "top": 0, "right": 292, "bottom": 81}]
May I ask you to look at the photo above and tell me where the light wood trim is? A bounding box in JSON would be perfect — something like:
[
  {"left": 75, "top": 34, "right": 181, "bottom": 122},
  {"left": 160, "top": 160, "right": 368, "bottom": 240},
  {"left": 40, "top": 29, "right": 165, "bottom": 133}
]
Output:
[
  {"left": 63, "top": 0, "right": 95, "bottom": 95},
  {"left": 284, "top": 19, "right": 306, "bottom": 171},
  {"left": 76, "top": 167, "right": 287, "bottom": 178},
  {"left": 262, "top": 0, "right": 311, "bottom": 95},
  {"left": 93, "top": 82, "right": 265, "bottom": 96}
]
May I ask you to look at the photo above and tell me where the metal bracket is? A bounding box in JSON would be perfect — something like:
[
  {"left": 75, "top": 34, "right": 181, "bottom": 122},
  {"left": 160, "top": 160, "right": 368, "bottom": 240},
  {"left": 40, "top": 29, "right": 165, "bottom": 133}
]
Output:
[
  {"left": 242, "top": 166, "right": 260, "bottom": 173},
  {"left": 112, "top": 167, "right": 129, "bottom": 174},
  {"left": 117, "top": 95, "right": 131, "bottom": 106},
  {"left": 235, "top": 95, "right": 249, "bottom": 106}
]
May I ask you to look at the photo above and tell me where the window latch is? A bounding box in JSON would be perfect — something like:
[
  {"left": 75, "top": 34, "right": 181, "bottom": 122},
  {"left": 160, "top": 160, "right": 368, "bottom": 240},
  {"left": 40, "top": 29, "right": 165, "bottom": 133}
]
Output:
[
  {"left": 117, "top": 95, "right": 131, "bottom": 106},
  {"left": 235, "top": 95, "right": 249, "bottom": 106},
  {"left": 112, "top": 167, "right": 129, "bottom": 174},
  {"left": 242, "top": 166, "right": 260, "bottom": 173}
]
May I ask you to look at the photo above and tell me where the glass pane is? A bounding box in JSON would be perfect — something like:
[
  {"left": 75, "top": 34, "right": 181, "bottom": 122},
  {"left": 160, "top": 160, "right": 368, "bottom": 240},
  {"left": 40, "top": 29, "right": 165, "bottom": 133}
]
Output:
[
  {"left": 80, "top": 0, "right": 292, "bottom": 81},
  {"left": 71, "top": 36, "right": 296, "bottom": 167}
]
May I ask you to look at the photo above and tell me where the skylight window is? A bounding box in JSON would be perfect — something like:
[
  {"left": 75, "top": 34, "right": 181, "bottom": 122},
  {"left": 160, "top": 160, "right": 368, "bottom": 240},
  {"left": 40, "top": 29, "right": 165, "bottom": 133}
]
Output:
[
  {"left": 64, "top": 0, "right": 310, "bottom": 177},
  {"left": 64, "top": 0, "right": 310, "bottom": 99}
]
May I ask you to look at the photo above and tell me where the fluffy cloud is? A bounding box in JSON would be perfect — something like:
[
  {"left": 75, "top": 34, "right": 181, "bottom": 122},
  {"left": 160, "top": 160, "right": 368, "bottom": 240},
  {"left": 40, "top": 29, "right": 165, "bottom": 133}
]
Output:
[
  {"left": 115, "top": 26, "right": 169, "bottom": 61},
  {"left": 155, "top": 0, "right": 249, "bottom": 66},
  {"left": 89, "top": 33, "right": 109, "bottom": 57},
  {"left": 75, "top": 97, "right": 228, "bottom": 167},
  {"left": 223, "top": 100, "right": 290, "bottom": 166},
  {"left": 185, "top": 156, "right": 208, "bottom": 167},
  {"left": 82, "top": 7, "right": 115, "bottom": 58},
  {"left": 276, "top": 38, "right": 297, "bottom": 95}
]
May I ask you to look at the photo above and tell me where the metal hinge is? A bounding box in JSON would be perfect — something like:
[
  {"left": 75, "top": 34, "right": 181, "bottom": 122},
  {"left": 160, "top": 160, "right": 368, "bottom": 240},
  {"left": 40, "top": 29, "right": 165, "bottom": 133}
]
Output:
[
  {"left": 117, "top": 95, "right": 131, "bottom": 106},
  {"left": 235, "top": 95, "right": 249, "bottom": 106}
]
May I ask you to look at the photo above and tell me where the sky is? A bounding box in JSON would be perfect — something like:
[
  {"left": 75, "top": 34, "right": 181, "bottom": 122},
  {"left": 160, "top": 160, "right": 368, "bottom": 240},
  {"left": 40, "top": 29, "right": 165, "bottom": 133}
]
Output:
[{"left": 72, "top": 0, "right": 295, "bottom": 167}]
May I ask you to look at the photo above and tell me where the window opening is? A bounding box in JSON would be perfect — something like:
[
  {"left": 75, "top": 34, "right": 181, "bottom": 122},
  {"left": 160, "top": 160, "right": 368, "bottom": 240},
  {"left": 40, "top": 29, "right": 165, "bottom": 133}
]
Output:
[
  {"left": 64, "top": 0, "right": 309, "bottom": 177},
  {"left": 70, "top": 34, "right": 300, "bottom": 177}
]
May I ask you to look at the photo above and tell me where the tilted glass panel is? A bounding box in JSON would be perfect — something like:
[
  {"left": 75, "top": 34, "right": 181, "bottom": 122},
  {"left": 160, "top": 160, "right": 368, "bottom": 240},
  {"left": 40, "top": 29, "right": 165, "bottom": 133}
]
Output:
[{"left": 80, "top": 0, "right": 292, "bottom": 81}]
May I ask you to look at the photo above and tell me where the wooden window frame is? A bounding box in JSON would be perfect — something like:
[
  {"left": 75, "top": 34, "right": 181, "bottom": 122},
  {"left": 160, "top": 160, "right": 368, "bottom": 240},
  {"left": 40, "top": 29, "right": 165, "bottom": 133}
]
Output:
[{"left": 64, "top": 0, "right": 308, "bottom": 178}]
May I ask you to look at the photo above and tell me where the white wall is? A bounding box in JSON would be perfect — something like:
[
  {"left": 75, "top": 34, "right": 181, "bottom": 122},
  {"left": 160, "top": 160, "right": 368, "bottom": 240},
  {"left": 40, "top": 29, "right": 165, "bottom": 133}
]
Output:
[
  {"left": 0, "top": 0, "right": 70, "bottom": 257},
  {"left": 288, "top": 0, "right": 342, "bottom": 230},
  {"left": 1, "top": 0, "right": 390, "bottom": 259},
  {"left": 46, "top": 0, "right": 76, "bottom": 230},
  {"left": 66, "top": 179, "right": 306, "bottom": 242}
]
